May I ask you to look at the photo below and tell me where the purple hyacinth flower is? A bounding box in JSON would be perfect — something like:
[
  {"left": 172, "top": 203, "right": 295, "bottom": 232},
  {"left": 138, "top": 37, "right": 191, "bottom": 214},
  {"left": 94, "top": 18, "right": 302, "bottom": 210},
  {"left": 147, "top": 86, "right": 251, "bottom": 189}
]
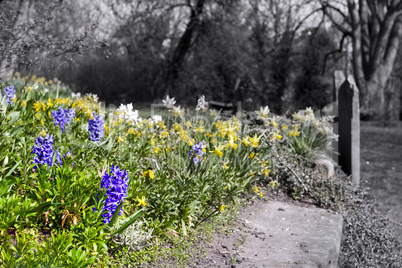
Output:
[
  {"left": 99, "top": 164, "right": 129, "bottom": 224},
  {"left": 2, "top": 85, "right": 15, "bottom": 106},
  {"left": 88, "top": 112, "right": 104, "bottom": 142},
  {"left": 51, "top": 107, "right": 75, "bottom": 132},
  {"left": 31, "top": 135, "right": 72, "bottom": 169},
  {"left": 188, "top": 142, "right": 205, "bottom": 165},
  {"left": 31, "top": 135, "right": 55, "bottom": 168}
]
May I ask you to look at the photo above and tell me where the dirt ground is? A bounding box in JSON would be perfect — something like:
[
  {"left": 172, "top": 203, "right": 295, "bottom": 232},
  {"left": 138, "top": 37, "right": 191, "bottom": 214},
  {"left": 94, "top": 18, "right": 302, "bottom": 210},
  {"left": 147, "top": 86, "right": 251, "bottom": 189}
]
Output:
[{"left": 177, "top": 191, "right": 322, "bottom": 268}]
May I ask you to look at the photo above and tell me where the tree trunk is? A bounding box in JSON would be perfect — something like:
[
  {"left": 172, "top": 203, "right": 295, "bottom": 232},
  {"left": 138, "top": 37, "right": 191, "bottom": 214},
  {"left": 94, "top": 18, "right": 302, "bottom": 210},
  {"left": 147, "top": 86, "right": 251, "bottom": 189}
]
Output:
[
  {"left": 347, "top": 0, "right": 402, "bottom": 120},
  {"left": 164, "top": 0, "right": 205, "bottom": 94}
]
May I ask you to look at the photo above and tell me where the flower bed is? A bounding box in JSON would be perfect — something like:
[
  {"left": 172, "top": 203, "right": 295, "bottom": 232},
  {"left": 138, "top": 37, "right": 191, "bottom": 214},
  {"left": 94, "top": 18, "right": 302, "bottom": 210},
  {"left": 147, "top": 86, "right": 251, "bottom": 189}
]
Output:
[{"left": 0, "top": 73, "right": 338, "bottom": 267}]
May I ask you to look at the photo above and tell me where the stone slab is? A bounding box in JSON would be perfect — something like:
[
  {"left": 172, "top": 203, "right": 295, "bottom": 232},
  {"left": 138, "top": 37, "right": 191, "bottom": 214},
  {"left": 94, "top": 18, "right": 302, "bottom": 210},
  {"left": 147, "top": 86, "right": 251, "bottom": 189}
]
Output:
[{"left": 235, "top": 201, "right": 343, "bottom": 268}]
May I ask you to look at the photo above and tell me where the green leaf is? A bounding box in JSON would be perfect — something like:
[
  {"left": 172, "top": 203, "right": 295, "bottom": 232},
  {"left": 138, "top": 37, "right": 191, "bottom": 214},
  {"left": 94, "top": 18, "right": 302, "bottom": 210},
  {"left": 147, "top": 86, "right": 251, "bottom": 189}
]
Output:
[
  {"left": 0, "top": 177, "right": 15, "bottom": 196},
  {"left": 7, "top": 111, "right": 20, "bottom": 126},
  {"left": 4, "top": 160, "right": 21, "bottom": 178},
  {"left": 107, "top": 201, "right": 124, "bottom": 228},
  {"left": 10, "top": 125, "right": 24, "bottom": 137},
  {"left": 181, "top": 219, "right": 187, "bottom": 237},
  {"left": 3, "top": 155, "right": 8, "bottom": 167},
  {"left": 25, "top": 99, "right": 35, "bottom": 112},
  {"left": 107, "top": 209, "right": 143, "bottom": 244},
  {"left": 25, "top": 201, "right": 60, "bottom": 215}
]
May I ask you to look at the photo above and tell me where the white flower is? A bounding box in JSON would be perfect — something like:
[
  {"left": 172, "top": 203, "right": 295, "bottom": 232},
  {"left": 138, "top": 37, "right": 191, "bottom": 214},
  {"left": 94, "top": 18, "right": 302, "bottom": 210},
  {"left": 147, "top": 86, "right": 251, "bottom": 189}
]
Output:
[
  {"left": 162, "top": 95, "right": 176, "bottom": 108},
  {"left": 43, "top": 88, "right": 49, "bottom": 93},
  {"left": 71, "top": 92, "right": 81, "bottom": 98},
  {"left": 116, "top": 103, "right": 142, "bottom": 125},
  {"left": 255, "top": 106, "right": 270, "bottom": 120},
  {"left": 86, "top": 93, "right": 98, "bottom": 102},
  {"left": 150, "top": 115, "right": 162, "bottom": 124},
  {"left": 196, "top": 95, "right": 208, "bottom": 111},
  {"left": 172, "top": 106, "right": 185, "bottom": 117}
]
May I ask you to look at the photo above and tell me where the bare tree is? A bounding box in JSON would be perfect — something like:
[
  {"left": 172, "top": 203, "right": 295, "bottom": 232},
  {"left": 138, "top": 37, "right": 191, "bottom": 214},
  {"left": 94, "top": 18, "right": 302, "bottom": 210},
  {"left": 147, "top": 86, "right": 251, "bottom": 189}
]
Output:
[
  {"left": 165, "top": 0, "right": 206, "bottom": 93},
  {"left": 322, "top": 0, "right": 402, "bottom": 119},
  {"left": 0, "top": 0, "right": 104, "bottom": 75}
]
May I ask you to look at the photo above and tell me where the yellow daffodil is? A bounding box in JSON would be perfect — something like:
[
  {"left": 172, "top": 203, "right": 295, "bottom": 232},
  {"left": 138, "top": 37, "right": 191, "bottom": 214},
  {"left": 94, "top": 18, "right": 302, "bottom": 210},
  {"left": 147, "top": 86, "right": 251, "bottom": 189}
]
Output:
[
  {"left": 157, "top": 121, "right": 165, "bottom": 128},
  {"left": 187, "top": 138, "right": 195, "bottom": 146},
  {"left": 253, "top": 186, "right": 259, "bottom": 193},
  {"left": 259, "top": 192, "right": 264, "bottom": 198},
  {"left": 34, "top": 101, "right": 41, "bottom": 112},
  {"left": 161, "top": 131, "right": 169, "bottom": 138},
  {"left": 154, "top": 147, "right": 161, "bottom": 154},
  {"left": 275, "top": 130, "right": 282, "bottom": 140},
  {"left": 47, "top": 98, "right": 53, "bottom": 108},
  {"left": 211, "top": 143, "right": 224, "bottom": 157},
  {"left": 22, "top": 101, "right": 26, "bottom": 106},
  {"left": 226, "top": 134, "right": 238, "bottom": 150},
  {"left": 137, "top": 196, "right": 147, "bottom": 206},
  {"left": 242, "top": 136, "right": 250, "bottom": 147},
  {"left": 269, "top": 181, "right": 276, "bottom": 187},
  {"left": 116, "top": 136, "right": 124, "bottom": 143},
  {"left": 222, "top": 163, "right": 229, "bottom": 170},
  {"left": 220, "top": 205, "right": 227, "bottom": 212},
  {"left": 262, "top": 168, "right": 271, "bottom": 177},
  {"left": 173, "top": 123, "right": 182, "bottom": 131},
  {"left": 249, "top": 134, "right": 260, "bottom": 147},
  {"left": 271, "top": 117, "right": 278, "bottom": 128},
  {"left": 249, "top": 152, "right": 256, "bottom": 159},
  {"left": 143, "top": 170, "right": 155, "bottom": 179},
  {"left": 194, "top": 126, "right": 204, "bottom": 133}
]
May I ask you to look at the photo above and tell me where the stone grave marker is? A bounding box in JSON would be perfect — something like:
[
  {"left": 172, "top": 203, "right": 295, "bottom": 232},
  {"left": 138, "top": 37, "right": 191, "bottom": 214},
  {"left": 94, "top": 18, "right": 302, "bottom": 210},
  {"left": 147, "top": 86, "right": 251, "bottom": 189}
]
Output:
[{"left": 338, "top": 75, "right": 360, "bottom": 186}]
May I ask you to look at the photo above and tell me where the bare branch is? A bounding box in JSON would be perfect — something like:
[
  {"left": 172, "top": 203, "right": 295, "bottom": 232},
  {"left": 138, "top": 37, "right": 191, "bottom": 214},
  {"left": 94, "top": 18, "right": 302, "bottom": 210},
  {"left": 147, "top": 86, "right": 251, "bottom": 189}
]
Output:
[
  {"left": 322, "top": 33, "right": 348, "bottom": 75},
  {"left": 320, "top": 0, "right": 352, "bottom": 34},
  {"left": 292, "top": 7, "right": 324, "bottom": 34}
]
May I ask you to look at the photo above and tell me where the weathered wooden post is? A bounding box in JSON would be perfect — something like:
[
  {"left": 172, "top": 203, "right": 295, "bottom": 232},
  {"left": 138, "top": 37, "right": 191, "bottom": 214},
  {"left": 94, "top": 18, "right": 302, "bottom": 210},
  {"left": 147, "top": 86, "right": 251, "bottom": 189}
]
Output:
[{"left": 338, "top": 75, "right": 360, "bottom": 186}]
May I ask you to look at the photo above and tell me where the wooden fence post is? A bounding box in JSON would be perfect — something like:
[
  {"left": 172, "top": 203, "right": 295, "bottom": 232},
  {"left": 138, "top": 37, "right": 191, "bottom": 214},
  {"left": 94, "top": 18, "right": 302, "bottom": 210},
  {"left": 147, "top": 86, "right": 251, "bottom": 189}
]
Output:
[{"left": 338, "top": 75, "right": 360, "bottom": 186}]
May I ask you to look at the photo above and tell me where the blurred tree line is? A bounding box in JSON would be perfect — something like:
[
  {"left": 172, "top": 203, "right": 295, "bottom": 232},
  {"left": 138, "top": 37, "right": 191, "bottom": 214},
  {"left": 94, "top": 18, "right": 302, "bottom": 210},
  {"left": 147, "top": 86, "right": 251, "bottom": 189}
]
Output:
[{"left": 1, "top": 0, "right": 401, "bottom": 119}]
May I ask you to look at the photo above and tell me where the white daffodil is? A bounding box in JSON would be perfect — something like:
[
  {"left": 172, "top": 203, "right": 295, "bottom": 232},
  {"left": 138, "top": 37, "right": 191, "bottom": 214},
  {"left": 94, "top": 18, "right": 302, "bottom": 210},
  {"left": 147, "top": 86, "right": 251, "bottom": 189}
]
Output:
[
  {"left": 172, "top": 106, "right": 185, "bottom": 117},
  {"left": 255, "top": 106, "right": 270, "bottom": 120},
  {"left": 292, "top": 111, "right": 301, "bottom": 121},
  {"left": 305, "top": 107, "right": 314, "bottom": 116},
  {"left": 116, "top": 103, "right": 142, "bottom": 125},
  {"left": 71, "top": 92, "right": 81, "bottom": 98},
  {"left": 196, "top": 95, "right": 208, "bottom": 111},
  {"left": 162, "top": 95, "right": 176, "bottom": 108},
  {"left": 150, "top": 115, "right": 162, "bottom": 124}
]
